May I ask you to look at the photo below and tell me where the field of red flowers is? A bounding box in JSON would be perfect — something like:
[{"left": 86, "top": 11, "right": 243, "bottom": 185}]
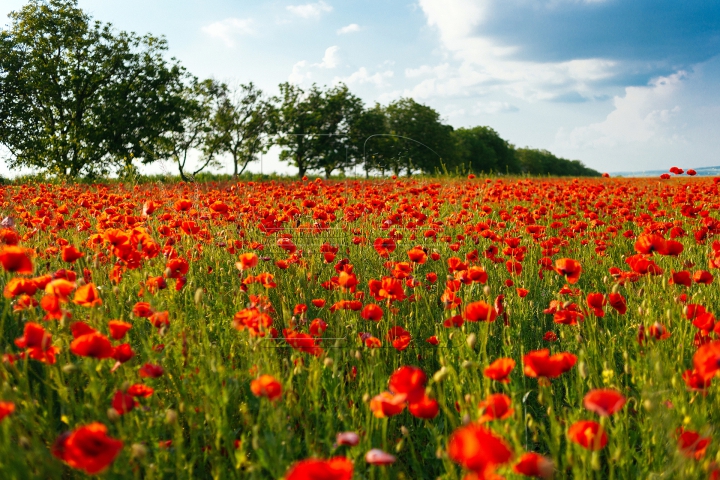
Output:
[{"left": 1, "top": 175, "right": 720, "bottom": 479}]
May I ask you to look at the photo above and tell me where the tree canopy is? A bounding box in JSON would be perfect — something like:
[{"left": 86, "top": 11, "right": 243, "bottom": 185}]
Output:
[
  {"left": 0, "top": 0, "right": 187, "bottom": 178},
  {"left": 0, "top": 0, "right": 602, "bottom": 180}
]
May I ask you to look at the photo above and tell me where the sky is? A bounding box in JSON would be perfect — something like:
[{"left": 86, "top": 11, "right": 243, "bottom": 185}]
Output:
[{"left": 2, "top": 0, "right": 720, "bottom": 176}]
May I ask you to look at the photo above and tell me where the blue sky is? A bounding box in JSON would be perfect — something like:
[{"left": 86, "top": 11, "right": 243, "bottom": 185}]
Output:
[{"left": 2, "top": 0, "right": 720, "bottom": 176}]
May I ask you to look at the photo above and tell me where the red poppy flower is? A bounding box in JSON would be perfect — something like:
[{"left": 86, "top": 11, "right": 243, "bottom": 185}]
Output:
[
  {"left": 677, "top": 427, "right": 711, "bottom": 459},
  {"left": 108, "top": 320, "right": 132, "bottom": 340},
  {"left": 373, "top": 238, "right": 396, "bottom": 257},
  {"left": 370, "top": 391, "right": 406, "bottom": 418},
  {"left": 583, "top": 389, "right": 626, "bottom": 416},
  {"left": 554, "top": 258, "right": 582, "bottom": 284},
  {"left": 70, "top": 333, "right": 114, "bottom": 359},
  {"left": 464, "top": 301, "right": 498, "bottom": 322},
  {"left": 361, "top": 303, "right": 383, "bottom": 321},
  {"left": 568, "top": 420, "right": 607, "bottom": 450},
  {"left": 61, "top": 245, "right": 84, "bottom": 263},
  {"left": 250, "top": 374, "right": 282, "bottom": 401},
  {"left": 478, "top": 394, "right": 513, "bottom": 422},
  {"left": 387, "top": 326, "right": 412, "bottom": 351},
  {"left": 523, "top": 349, "right": 577, "bottom": 379},
  {"left": 608, "top": 293, "right": 627, "bottom": 314},
  {"left": 285, "top": 457, "right": 353, "bottom": 480},
  {"left": 52, "top": 422, "right": 123, "bottom": 474},
  {"left": 132, "top": 302, "right": 154, "bottom": 318},
  {"left": 73, "top": 283, "right": 102, "bottom": 307},
  {"left": 514, "top": 452, "right": 554, "bottom": 478},
  {"left": 448, "top": 423, "right": 513, "bottom": 475},
  {"left": 127, "top": 384, "right": 154, "bottom": 398},
  {"left": 693, "top": 341, "right": 720, "bottom": 380},
  {"left": 0, "top": 246, "right": 33, "bottom": 274},
  {"left": 111, "top": 391, "right": 137, "bottom": 415},
  {"left": 236, "top": 253, "right": 258, "bottom": 271},
  {"left": 408, "top": 395, "right": 439, "bottom": 419},
  {"left": 138, "top": 363, "right": 164, "bottom": 378},
  {"left": 388, "top": 366, "right": 427, "bottom": 402},
  {"left": 484, "top": 357, "right": 516, "bottom": 383}
]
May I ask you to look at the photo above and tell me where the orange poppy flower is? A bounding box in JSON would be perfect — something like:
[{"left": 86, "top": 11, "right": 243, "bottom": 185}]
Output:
[
  {"left": 70, "top": 333, "right": 114, "bottom": 359},
  {"left": 250, "top": 374, "right": 282, "bottom": 401},
  {"left": 484, "top": 357, "right": 516, "bottom": 383},
  {"left": 568, "top": 420, "right": 607, "bottom": 450},
  {"left": 554, "top": 258, "right": 582, "bottom": 284},
  {"left": 514, "top": 452, "right": 554, "bottom": 478},
  {"left": 408, "top": 395, "right": 439, "bottom": 419},
  {"left": 52, "top": 423, "right": 123, "bottom": 475},
  {"left": 693, "top": 341, "right": 720, "bottom": 380},
  {"left": 61, "top": 245, "right": 84, "bottom": 263},
  {"left": 0, "top": 246, "right": 33, "bottom": 274},
  {"left": 677, "top": 427, "right": 711, "bottom": 460},
  {"left": 523, "top": 349, "right": 577, "bottom": 379},
  {"left": 45, "top": 279, "right": 76, "bottom": 300},
  {"left": 448, "top": 423, "right": 513, "bottom": 475},
  {"left": 361, "top": 303, "right": 383, "bottom": 321},
  {"left": 0, "top": 402, "right": 15, "bottom": 422},
  {"left": 285, "top": 457, "right": 353, "bottom": 480},
  {"left": 583, "top": 389, "right": 626, "bottom": 416},
  {"left": 388, "top": 366, "right": 427, "bottom": 402},
  {"left": 464, "top": 301, "right": 498, "bottom": 322},
  {"left": 73, "top": 283, "right": 102, "bottom": 308},
  {"left": 236, "top": 253, "right": 259, "bottom": 271},
  {"left": 478, "top": 394, "right": 514, "bottom": 422},
  {"left": 370, "top": 391, "right": 406, "bottom": 418}
]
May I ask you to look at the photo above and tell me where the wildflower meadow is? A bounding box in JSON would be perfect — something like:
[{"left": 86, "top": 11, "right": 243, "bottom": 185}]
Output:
[{"left": 1, "top": 173, "right": 720, "bottom": 479}]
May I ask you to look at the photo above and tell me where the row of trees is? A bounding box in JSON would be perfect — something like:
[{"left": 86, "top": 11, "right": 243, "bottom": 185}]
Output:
[{"left": 0, "top": 0, "right": 600, "bottom": 179}]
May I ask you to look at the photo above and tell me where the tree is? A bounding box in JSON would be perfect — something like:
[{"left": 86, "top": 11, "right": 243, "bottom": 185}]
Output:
[
  {"left": 356, "top": 104, "right": 393, "bottom": 177},
  {"left": 275, "top": 82, "right": 324, "bottom": 178},
  {"left": 209, "top": 82, "right": 276, "bottom": 178},
  {"left": 0, "top": 0, "right": 187, "bottom": 178},
  {"left": 312, "top": 83, "right": 364, "bottom": 179},
  {"left": 383, "top": 98, "right": 454, "bottom": 176},
  {"left": 452, "top": 126, "right": 520, "bottom": 175},
  {"left": 515, "top": 148, "right": 601, "bottom": 177},
  {"left": 158, "top": 78, "right": 225, "bottom": 182}
]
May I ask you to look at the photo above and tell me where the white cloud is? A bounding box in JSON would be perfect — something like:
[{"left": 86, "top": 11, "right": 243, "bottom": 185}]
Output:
[
  {"left": 405, "top": 64, "right": 450, "bottom": 79},
  {"left": 475, "top": 101, "right": 519, "bottom": 114},
  {"left": 334, "top": 67, "right": 394, "bottom": 88},
  {"left": 201, "top": 18, "right": 254, "bottom": 47},
  {"left": 415, "top": 0, "right": 618, "bottom": 102},
  {"left": 557, "top": 72, "right": 686, "bottom": 148},
  {"left": 318, "top": 46, "right": 340, "bottom": 69},
  {"left": 287, "top": 1, "right": 333, "bottom": 19},
  {"left": 337, "top": 23, "right": 361, "bottom": 35},
  {"left": 288, "top": 60, "right": 311, "bottom": 84}
]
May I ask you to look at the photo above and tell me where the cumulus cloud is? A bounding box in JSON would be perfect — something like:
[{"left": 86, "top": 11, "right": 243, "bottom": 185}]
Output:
[
  {"left": 474, "top": 101, "right": 519, "bottom": 114},
  {"left": 318, "top": 46, "right": 340, "bottom": 69},
  {"left": 557, "top": 72, "right": 685, "bottom": 148},
  {"left": 287, "top": 1, "right": 333, "bottom": 19},
  {"left": 288, "top": 60, "right": 311, "bottom": 84},
  {"left": 334, "top": 67, "right": 394, "bottom": 88},
  {"left": 337, "top": 23, "right": 361, "bottom": 35},
  {"left": 201, "top": 18, "right": 254, "bottom": 47}
]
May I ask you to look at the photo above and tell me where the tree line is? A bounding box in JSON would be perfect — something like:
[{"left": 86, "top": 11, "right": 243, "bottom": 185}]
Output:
[{"left": 0, "top": 0, "right": 601, "bottom": 180}]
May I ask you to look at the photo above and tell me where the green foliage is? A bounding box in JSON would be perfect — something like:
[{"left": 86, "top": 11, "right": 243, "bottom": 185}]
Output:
[
  {"left": 516, "top": 148, "right": 602, "bottom": 177},
  {"left": 0, "top": 0, "right": 188, "bottom": 178},
  {"left": 453, "top": 126, "right": 521, "bottom": 174}
]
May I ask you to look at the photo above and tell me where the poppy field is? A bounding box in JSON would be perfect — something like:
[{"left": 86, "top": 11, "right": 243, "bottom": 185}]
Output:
[{"left": 1, "top": 174, "right": 720, "bottom": 479}]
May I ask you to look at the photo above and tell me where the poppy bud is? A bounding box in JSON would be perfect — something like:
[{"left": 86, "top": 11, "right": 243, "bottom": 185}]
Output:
[
  {"left": 11, "top": 434, "right": 28, "bottom": 451},
  {"left": 362, "top": 393, "right": 370, "bottom": 403},
  {"left": 76, "top": 278, "right": 86, "bottom": 287},
  {"left": 483, "top": 286, "right": 491, "bottom": 296},
  {"left": 433, "top": 367, "right": 448, "bottom": 383},
  {"left": 107, "top": 408, "right": 121, "bottom": 422},
  {"left": 194, "top": 288, "right": 204, "bottom": 304},
  {"left": 112, "top": 286, "right": 120, "bottom": 295},
  {"left": 131, "top": 443, "right": 148, "bottom": 459},
  {"left": 323, "top": 357, "right": 334, "bottom": 368},
  {"left": 611, "top": 283, "right": 619, "bottom": 294},
  {"left": 578, "top": 361, "right": 588, "bottom": 378},
  {"left": 62, "top": 363, "right": 76, "bottom": 374},
  {"left": 466, "top": 333, "right": 477, "bottom": 350},
  {"left": 400, "top": 426, "right": 409, "bottom": 437},
  {"left": 166, "top": 409, "right": 178, "bottom": 425},
  {"left": 462, "top": 413, "right": 471, "bottom": 425},
  {"left": 354, "top": 350, "right": 362, "bottom": 360}
]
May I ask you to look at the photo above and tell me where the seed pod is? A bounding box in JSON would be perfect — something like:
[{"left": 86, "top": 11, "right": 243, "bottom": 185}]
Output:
[{"left": 466, "top": 333, "right": 477, "bottom": 350}]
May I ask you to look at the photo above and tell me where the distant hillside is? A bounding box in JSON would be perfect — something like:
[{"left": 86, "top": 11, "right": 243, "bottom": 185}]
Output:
[{"left": 611, "top": 166, "right": 720, "bottom": 177}]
